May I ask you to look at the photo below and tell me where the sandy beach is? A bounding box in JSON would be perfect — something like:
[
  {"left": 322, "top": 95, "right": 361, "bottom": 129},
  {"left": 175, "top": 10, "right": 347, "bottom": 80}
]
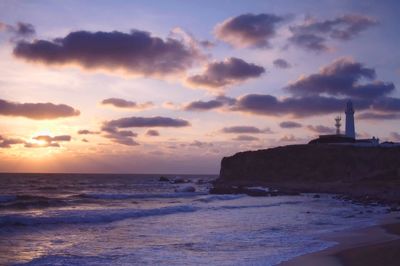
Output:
[{"left": 280, "top": 214, "right": 400, "bottom": 266}]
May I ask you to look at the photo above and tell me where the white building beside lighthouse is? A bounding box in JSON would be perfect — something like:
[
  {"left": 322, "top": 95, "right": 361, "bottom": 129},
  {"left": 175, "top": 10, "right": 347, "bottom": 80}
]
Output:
[{"left": 345, "top": 100, "right": 355, "bottom": 139}]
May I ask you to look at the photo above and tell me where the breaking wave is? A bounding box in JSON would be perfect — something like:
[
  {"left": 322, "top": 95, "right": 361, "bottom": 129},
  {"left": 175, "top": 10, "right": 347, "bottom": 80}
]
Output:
[{"left": 0, "top": 205, "right": 199, "bottom": 227}]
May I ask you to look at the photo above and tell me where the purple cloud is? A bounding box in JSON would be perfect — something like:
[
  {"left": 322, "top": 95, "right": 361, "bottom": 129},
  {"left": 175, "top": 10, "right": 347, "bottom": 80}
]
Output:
[
  {"left": 232, "top": 94, "right": 370, "bottom": 117},
  {"left": 25, "top": 142, "right": 60, "bottom": 148},
  {"left": 101, "top": 126, "right": 139, "bottom": 146},
  {"left": 189, "top": 140, "right": 213, "bottom": 148},
  {"left": 279, "top": 121, "right": 302, "bottom": 128},
  {"left": 186, "top": 57, "right": 265, "bottom": 89},
  {"left": 0, "top": 99, "right": 80, "bottom": 120},
  {"left": 146, "top": 130, "right": 160, "bottom": 136},
  {"left": 0, "top": 137, "right": 25, "bottom": 148},
  {"left": 105, "top": 116, "right": 190, "bottom": 128},
  {"left": 214, "top": 13, "right": 286, "bottom": 48},
  {"left": 101, "top": 98, "right": 153, "bottom": 109},
  {"left": 184, "top": 100, "right": 225, "bottom": 111},
  {"left": 184, "top": 96, "right": 236, "bottom": 111},
  {"left": 273, "top": 58, "right": 291, "bottom": 69},
  {"left": 357, "top": 112, "right": 400, "bottom": 120},
  {"left": 0, "top": 21, "right": 35, "bottom": 38},
  {"left": 232, "top": 135, "right": 259, "bottom": 141},
  {"left": 221, "top": 126, "right": 271, "bottom": 134},
  {"left": 13, "top": 29, "right": 202, "bottom": 77},
  {"left": 285, "top": 57, "right": 394, "bottom": 99},
  {"left": 78, "top": 130, "right": 99, "bottom": 135},
  {"left": 372, "top": 97, "right": 400, "bottom": 112},
  {"left": 289, "top": 14, "right": 378, "bottom": 52}
]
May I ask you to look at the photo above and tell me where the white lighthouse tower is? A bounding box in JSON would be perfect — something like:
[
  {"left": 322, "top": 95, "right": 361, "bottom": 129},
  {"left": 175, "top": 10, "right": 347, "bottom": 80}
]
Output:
[{"left": 345, "top": 100, "right": 355, "bottom": 139}]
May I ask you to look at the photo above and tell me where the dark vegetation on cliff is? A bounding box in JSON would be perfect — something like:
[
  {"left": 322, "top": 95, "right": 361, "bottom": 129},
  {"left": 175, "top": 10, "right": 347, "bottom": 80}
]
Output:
[{"left": 213, "top": 145, "right": 400, "bottom": 204}]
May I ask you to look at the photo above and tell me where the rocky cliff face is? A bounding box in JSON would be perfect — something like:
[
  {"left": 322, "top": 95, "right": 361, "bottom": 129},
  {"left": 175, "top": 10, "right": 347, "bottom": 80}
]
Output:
[{"left": 215, "top": 145, "right": 400, "bottom": 203}]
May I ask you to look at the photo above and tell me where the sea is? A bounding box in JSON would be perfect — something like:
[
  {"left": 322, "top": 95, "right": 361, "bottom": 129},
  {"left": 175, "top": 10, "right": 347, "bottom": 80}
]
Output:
[{"left": 0, "top": 173, "right": 389, "bottom": 266}]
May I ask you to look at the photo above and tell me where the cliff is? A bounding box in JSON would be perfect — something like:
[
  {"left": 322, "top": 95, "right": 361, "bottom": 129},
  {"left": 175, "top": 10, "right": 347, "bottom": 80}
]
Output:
[{"left": 214, "top": 144, "right": 400, "bottom": 204}]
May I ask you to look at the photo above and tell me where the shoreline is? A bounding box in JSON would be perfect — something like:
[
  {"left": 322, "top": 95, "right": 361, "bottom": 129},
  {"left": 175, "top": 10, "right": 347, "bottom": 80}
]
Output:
[{"left": 279, "top": 213, "right": 400, "bottom": 266}]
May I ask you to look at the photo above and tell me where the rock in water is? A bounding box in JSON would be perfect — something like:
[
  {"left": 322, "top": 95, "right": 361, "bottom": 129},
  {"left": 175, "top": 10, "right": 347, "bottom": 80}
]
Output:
[
  {"left": 159, "top": 176, "right": 170, "bottom": 182},
  {"left": 173, "top": 176, "right": 189, "bottom": 184},
  {"left": 175, "top": 186, "right": 196, "bottom": 193}
]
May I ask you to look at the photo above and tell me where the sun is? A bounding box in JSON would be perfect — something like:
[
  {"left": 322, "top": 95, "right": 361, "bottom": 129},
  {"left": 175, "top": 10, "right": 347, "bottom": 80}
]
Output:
[{"left": 31, "top": 129, "right": 53, "bottom": 146}]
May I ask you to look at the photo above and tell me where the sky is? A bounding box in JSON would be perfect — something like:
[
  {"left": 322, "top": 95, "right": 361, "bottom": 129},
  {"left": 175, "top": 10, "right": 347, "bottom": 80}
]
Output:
[{"left": 0, "top": 0, "right": 400, "bottom": 174}]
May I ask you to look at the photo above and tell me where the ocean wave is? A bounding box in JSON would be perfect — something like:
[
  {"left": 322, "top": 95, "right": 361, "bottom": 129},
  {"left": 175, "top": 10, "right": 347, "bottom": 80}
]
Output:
[
  {"left": 0, "top": 195, "right": 17, "bottom": 203},
  {"left": 76, "top": 192, "right": 207, "bottom": 200},
  {"left": 0, "top": 195, "right": 72, "bottom": 210},
  {"left": 193, "top": 194, "right": 246, "bottom": 203},
  {"left": 0, "top": 205, "right": 199, "bottom": 226},
  {"left": 208, "top": 200, "right": 302, "bottom": 211}
]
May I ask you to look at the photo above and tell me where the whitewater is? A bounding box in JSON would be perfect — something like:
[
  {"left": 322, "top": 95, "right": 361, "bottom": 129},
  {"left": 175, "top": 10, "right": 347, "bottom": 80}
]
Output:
[{"left": 0, "top": 173, "right": 388, "bottom": 265}]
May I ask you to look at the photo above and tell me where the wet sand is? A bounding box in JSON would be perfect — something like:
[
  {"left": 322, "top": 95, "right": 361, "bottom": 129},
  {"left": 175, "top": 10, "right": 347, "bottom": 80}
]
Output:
[
  {"left": 280, "top": 215, "right": 400, "bottom": 266},
  {"left": 336, "top": 223, "right": 400, "bottom": 266}
]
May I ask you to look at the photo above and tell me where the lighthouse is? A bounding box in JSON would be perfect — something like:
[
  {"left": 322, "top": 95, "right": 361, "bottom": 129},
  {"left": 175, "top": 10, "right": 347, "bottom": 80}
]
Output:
[{"left": 345, "top": 100, "right": 355, "bottom": 139}]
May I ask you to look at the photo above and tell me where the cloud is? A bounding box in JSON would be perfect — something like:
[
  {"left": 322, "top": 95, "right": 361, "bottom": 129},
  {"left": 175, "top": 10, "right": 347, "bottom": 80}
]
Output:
[
  {"left": 146, "top": 129, "right": 160, "bottom": 136},
  {"left": 273, "top": 58, "right": 291, "bottom": 69},
  {"left": 182, "top": 58, "right": 399, "bottom": 118},
  {"left": 102, "top": 116, "right": 189, "bottom": 146},
  {"left": 169, "top": 27, "right": 215, "bottom": 50},
  {"left": 184, "top": 99, "right": 225, "bottom": 111},
  {"left": 34, "top": 135, "right": 71, "bottom": 142},
  {"left": 279, "top": 134, "right": 299, "bottom": 142},
  {"left": 372, "top": 97, "right": 400, "bottom": 112},
  {"left": 288, "top": 33, "right": 328, "bottom": 52},
  {"left": 13, "top": 29, "right": 202, "bottom": 77},
  {"left": 189, "top": 140, "right": 214, "bottom": 148},
  {"left": 23, "top": 134, "right": 71, "bottom": 148},
  {"left": 279, "top": 121, "right": 302, "bottom": 128},
  {"left": 184, "top": 95, "right": 236, "bottom": 111},
  {"left": 285, "top": 57, "right": 394, "bottom": 99},
  {"left": 306, "top": 125, "right": 335, "bottom": 134},
  {"left": 289, "top": 14, "right": 378, "bottom": 52},
  {"left": 0, "top": 21, "right": 35, "bottom": 39},
  {"left": 101, "top": 126, "right": 139, "bottom": 146},
  {"left": 214, "top": 13, "right": 285, "bottom": 48},
  {"left": 356, "top": 112, "right": 400, "bottom": 120},
  {"left": 232, "top": 135, "right": 259, "bottom": 141},
  {"left": 78, "top": 129, "right": 99, "bottom": 135},
  {"left": 105, "top": 116, "right": 190, "bottom": 128},
  {"left": 24, "top": 142, "right": 60, "bottom": 148},
  {"left": 390, "top": 132, "right": 400, "bottom": 141},
  {"left": 101, "top": 98, "right": 153, "bottom": 110},
  {"left": 186, "top": 57, "right": 265, "bottom": 89},
  {"left": 232, "top": 94, "right": 369, "bottom": 117},
  {"left": 184, "top": 94, "right": 369, "bottom": 118},
  {"left": 221, "top": 126, "right": 271, "bottom": 134},
  {"left": 0, "top": 137, "right": 25, "bottom": 148},
  {"left": 0, "top": 99, "right": 80, "bottom": 120}
]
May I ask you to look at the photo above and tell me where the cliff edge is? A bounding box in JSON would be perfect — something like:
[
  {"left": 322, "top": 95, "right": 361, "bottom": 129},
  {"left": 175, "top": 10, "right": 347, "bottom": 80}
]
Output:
[{"left": 214, "top": 145, "right": 400, "bottom": 204}]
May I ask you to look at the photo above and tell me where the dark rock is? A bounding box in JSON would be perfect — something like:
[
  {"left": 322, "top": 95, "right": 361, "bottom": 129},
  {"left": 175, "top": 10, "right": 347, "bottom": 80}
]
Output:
[
  {"left": 175, "top": 185, "right": 196, "bottom": 193},
  {"left": 172, "top": 177, "right": 189, "bottom": 184},
  {"left": 159, "top": 176, "right": 170, "bottom": 182},
  {"left": 313, "top": 194, "right": 321, "bottom": 198},
  {"left": 215, "top": 144, "right": 400, "bottom": 205}
]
